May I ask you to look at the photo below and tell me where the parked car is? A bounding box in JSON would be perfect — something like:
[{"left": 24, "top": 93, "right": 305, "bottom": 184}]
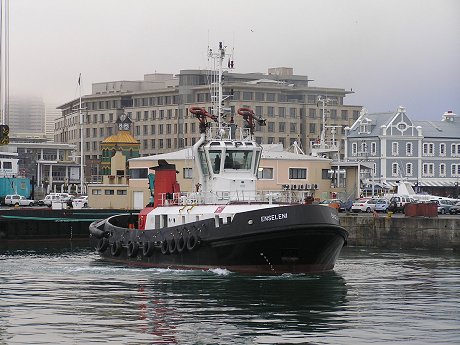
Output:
[
  {"left": 431, "top": 199, "right": 455, "bottom": 214},
  {"left": 449, "top": 201, "right": 460, "bottom": 215},
  {"left": 388, "top": 195, "right": 415, "bottom": 213},
  {"left": 351, "top": 198, "right": 377, "bottom": 213},
  {"left": 42, "top": 193, "right": 72, "bottom": 207},
  {"left": 374, "top": 199, "right": 390, "bottom": 212},
  {"left": 319, "top": 199, "right": 345, "bottom": 212},
  {"left": 72, "top": 195, "right": 88, "bottom": 208},
  {"left": 4, "top": 194, "right": 36, "bottom": 207}
]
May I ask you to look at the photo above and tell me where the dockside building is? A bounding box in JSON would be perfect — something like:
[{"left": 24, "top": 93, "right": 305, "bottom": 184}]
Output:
[{"left": 55, "top": 68, "right": 362, "bottom": 179}]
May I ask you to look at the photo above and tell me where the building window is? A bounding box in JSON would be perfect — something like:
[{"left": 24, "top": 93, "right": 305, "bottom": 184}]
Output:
[
  {"left": 309, "top": 123, "right": 316, "bottom": 134},
  {"left": 266, "top": 93, "right": 275, "bottom": 102},
  {"left": 406, "top": 142, "right": 413, "bottom": 156},
  {"left": 255, "top": 92, "right": 264, "bottom": 101},
  {"left": 104, "top": 189, "right": 115, "bottom": 195},
  {"left": 309, "top": 108, "right": 316, "bottom": 118},
  {"left": 290, "top": 123, "right": 297, "bottom": 133},
  {"left": 92, "top": 189, "right": 102, "bottom": 195},
  {"left": 279, "top": 122, "right": 285, "bottom": 132},
  {"left": 267, "top": 122, "right": 275, "bottom": 132},
  {"left": 452, "top": 144, "right": 460, "bottom": 157},
  {"left": 243, "top": 91, "right": 252, "bottom": 101},
  {"left": 392, "top": 163, "right": 399, "bottom": 176},
  {"left": 289, "top": 108, "right": 296, "bottom": 118},
  {"left": 440, "top": 163, "right": 446, "bottom": 177},
  {"left": 341, "top": 110, "right": 348, "bottom": 120},
  {"left": 423, "top": 143, "right": 434, "bottom": 156},
  {"left": 257, "top": 167, "right": 274, "bottom": 179},
  {"left": 289, "top": 168, "right": 307, "bottom": 179},
  {"left": 452, "top": 164, "right": 460, "bottom": 176},
  {"left": 440, "top": 143, "right": 446, "bottom": 156},
  {"left": 352, "top": 142, "right": 357, "bottom": 156},
  {"left": 422, "top": 163, "right": 434, "bottom": 177},
  {"left": 183, "top": 168, "right": 193, "bottom": 179},
  {"left": 392, "top": 142, "right": 399, "bottom": 156},
  {"left": 267, "top": 107, "right": 274, "bottom": 117},
  {"left": 406, "top": 163, "right": 413, "bottom": 176},
  {"left": 117, "top": 190, "right": 127, "bottom": 195},
  {"left": 371, "top": 142, "right": 377, "bottom": 155},
  {"left": 278, "top": 107, "right": 285, "bottom": 117}
]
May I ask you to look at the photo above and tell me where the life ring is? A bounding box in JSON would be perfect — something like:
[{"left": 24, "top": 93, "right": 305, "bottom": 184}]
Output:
[
  {"left": 186, "top": 233, "right": 198, "bottom": 251},
  {"left": 96, "top": 237, "right": 109, "bottom": 253},
  {"left": 142, "top": 241, "right": 155, "bottom": 257},
  {"left": 110, "top": 241, "right": 123, "bottom": 256},
  {"left": 168, "top": 238, "right": 177, "bottom": 254},
  {"left": 160, "top": 240, "right": 169, "bottom": 255},
  {"left": 176, "top": 236, "right": 186, "bottom": 253},
  {"left": 127, "top": 241, "right": 139, "bottom": 258}
]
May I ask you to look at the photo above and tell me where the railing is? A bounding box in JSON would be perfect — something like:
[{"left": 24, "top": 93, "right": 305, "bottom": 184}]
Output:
[
  {"left": 156, "top": 190, "right": 314, "bottom": 207},
  {"left": 206, "top": 123, "right": 252, "bottom": 141}
]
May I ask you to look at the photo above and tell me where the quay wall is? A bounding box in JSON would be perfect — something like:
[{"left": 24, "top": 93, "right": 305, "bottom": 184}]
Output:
[{"left": 340, "top": 215, "right": 460, "bottom": 250}]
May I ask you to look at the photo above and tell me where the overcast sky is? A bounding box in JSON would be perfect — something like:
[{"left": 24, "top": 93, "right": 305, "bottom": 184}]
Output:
[{"left": 8, "top": 0, "right": 460, "bottom": 120}]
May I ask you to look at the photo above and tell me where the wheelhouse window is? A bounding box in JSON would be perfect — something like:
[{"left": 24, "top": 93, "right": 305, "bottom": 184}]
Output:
[
  {"left": 198, "top": 150, "right": 209, "bottom": 176},
  {"left": 289, "top": 168, "right": 307, "bottom": 179},
  {"left": 223, "top": 150, "right": 253, "bottom": 170},
  {"left": 208, "top": 150, "right": 222, "bottom": 174}
]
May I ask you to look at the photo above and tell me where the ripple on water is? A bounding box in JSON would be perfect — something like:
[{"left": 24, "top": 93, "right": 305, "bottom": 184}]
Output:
[{"left": 0, "top": 246, "right": 459, "bottom": 344}]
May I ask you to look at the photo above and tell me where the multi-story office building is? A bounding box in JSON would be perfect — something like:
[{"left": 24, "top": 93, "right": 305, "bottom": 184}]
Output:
[
  {"left": 55, "top": 68, "right": 362, "bottom": 179},
  {"left": 345, "top": 107, "right": 460, "bottom": 197},
  {"left": 8, "top": 96, "right": 46, "bottom": 139},
  {"left": 45, "top": 103, "right": 62, "bottom": 141}
]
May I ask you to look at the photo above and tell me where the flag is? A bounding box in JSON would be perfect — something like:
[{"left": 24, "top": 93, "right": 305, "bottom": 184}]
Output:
[{"left": 78, "top": 73, "right": 81, "bottom": 85}]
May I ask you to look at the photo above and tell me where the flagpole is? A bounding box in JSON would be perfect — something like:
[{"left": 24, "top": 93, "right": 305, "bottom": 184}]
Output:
[{"left": 79, "top": 73, "right": 84, "bottom": 195}]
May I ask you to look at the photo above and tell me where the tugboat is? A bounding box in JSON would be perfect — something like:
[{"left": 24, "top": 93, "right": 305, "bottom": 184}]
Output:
[{"left": 89, "top": 42, "right": 348, "bottom": 274}]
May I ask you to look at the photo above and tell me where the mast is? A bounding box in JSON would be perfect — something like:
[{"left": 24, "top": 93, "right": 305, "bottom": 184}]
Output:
[
  {"left": 0, "top": 0, "right": 9, "bottom": 126},
  {"left": 79, "top": 73, "right": 84, "bottom": 195},
  {"left": 207, "top": 41, "right": 232, "bottom": 135}
]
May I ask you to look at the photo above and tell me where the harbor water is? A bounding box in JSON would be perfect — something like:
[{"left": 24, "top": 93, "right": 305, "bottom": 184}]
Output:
[{"left": 0, "top": 245, "right": 459, "bottom": 344}]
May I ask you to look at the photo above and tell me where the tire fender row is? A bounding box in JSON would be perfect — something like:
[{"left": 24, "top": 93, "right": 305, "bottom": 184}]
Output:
[{"left": 96, "top": 224, "right": 204, "bottom": 257}]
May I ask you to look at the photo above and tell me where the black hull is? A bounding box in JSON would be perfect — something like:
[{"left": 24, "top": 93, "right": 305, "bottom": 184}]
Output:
[{"left": 89, "top": 204, "right": 348, "bottom": 274}]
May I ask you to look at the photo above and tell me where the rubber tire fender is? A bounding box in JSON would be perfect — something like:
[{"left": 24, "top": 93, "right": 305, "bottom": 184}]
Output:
[
  {"left": 96, "top": 237, "right": 109, "bottom": 253},
  {"left": 142, "top": 241, "right": 155, "bottom": 257},
  {"left": 176, "top": 236, "right": 186, "bottom": 253},
  {"left": 127, "top": 241, "right": 139, "bottom": 258},
  {"left": 110, "top": 241, "right": 123, "bottom": 256},
  {"left": 187, "top": 233, "right": 198, "bottom": 251},
  {"left": 168, "top": 238, "right": 177, "bottom": 254},
  {"left": 160, "top": 240, "right": 169, "bottom": 255}
]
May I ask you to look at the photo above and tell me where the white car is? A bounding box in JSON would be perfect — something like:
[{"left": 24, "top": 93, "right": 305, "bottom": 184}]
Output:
[
  {"left": 4, "top": 194, "right": 36, "bottom": 206},
  {"left": 42, "top": 193, "right": 72, "bottom": 207},
  {"left": 72, "top": 196, "right": 88, "bottom": 208},
  {"left": 351, "top": 198, "right": 378, "bottom": 213}
]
